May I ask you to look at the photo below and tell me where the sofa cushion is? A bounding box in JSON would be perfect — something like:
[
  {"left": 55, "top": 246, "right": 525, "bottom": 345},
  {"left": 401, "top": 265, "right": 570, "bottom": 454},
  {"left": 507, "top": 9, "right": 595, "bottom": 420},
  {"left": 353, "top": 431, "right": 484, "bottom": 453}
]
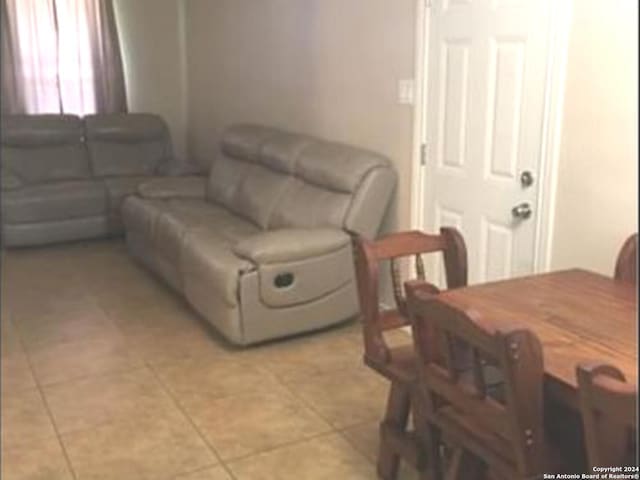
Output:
[
  {"left": 121, "top": 196, "right": 167, "bottom": 239},
  {"left": 84, "top": 114, "right": 172, "bottom": 176},
  {"left": 2, "top": 180, "right": 107, "bottom": 223},
  {"left": 2, "top": 217, "right": 110, "bottom": 247},
  {"left": 220, "top": 124, "right": 279, "bottom": 161},
  {"left": 193, "top": 208, "right": 260, "bottom": 245},
  {"left": 233, "top": 228, "right": 350, "bottom": 264},
  {"left": 295, "top": 141, "right": 389, "bottom": 193},
  {"left": 268, "top": 178, "right": 351, "bottom": 230},
  {"left": 1, "top": 168, "right": 23, "bottom": 190},
  {"left": 207, "top": 124, "right": 395, "bottom": 236},
  {"left": 206, "top": 153, "right": 252, "bottom": 208},
  {"left": 208, "top": 126, "right": 311, "bottom": 227},
  {"left": 155, "top": 199, "right": 260, "bottom": 263},
  {"left": 103, "top": 176, "right": 160, "bottom": 214},
  {"left": 1, "top": 114, "right": 91, "bottom": 186},
  {"left": 137, "top": 176, "right": 207, "bottom": 200},
  {"left": 227, "top": 164, "right": 291, "bottom": 229},
  {"left": 181, "top": 229, "right": 254, "bottom": 307},
  {"left": 153, "top": 200, "right": 221, "bottom": 265},
  {"left": 222, "top": 124, "right": 311, "bottom": 174}
]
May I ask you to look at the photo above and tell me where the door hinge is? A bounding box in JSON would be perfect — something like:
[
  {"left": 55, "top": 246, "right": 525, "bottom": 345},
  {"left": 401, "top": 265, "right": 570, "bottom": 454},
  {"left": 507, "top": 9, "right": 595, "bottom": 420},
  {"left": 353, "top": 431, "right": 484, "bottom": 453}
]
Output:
[{"left": 420, "top": 143, "right": 428, "bottom": 166}]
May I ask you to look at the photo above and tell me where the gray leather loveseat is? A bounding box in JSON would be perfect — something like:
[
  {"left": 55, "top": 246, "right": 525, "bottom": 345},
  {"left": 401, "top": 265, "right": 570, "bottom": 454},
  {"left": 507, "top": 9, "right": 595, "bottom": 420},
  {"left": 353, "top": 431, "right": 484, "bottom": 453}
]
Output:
[
  {"left": 1, "top": 113, "right": 196, "bottom": 246},
  {"left": 123, "top": 124, "right": 397, "bottom": 345}
]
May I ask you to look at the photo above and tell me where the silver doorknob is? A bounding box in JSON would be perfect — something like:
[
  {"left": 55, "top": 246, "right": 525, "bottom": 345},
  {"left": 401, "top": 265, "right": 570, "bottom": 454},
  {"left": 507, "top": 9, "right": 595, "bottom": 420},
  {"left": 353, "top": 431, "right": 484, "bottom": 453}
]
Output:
[
  {"left": 512, "top": 202, "right": 532, "bottom": 220},
  {"left": 520, "top": 171, "right": 534, "bottom": 188}
]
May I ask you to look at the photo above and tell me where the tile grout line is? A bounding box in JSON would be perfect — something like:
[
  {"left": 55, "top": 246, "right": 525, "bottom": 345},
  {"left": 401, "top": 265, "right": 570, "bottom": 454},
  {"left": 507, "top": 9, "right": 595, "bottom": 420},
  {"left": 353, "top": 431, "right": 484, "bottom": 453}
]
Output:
[
  {"left": 335, "top": 422, "right": 379, "bottom": 467},
  {"left": 171, "top": 463, "right": 236, "bottom": 480},
  {"left": 146, "top": 359, "right": 350, "bottom": 476},
  {"left": 272, "top": 370, "right": 341, "bottom": 431},
  {"left": 222, "top": 429, "right": 339, "bottom": 465},
  {"left": 146, "top": 362, "right": 237, "bottom": 479},
  {"left": 13, "top": 321, "right": 79, "bottom": 480},
  {"left": 28, "top": 363, "right": 149, "bottom": 391},
  {"left": 265, "top": 367, "right": 385, "bottom": 466},
  {"left": 273, "top": 369, "right": 388, "bottom": 468},
  {"left": 3, "top": 245, "right": 383, "bottom": 479},
  {"left": 274, "top": 368, "right": 382, "bottom": 434}
]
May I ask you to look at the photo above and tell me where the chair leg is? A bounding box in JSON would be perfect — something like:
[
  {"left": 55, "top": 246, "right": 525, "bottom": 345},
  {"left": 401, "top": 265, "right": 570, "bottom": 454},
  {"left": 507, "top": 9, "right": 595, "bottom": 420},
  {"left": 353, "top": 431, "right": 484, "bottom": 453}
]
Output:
[
  {"left": 377, "top": 381, "right": 411, "bottom": 480},
  {"left": 411, "top": 391, "right": 440, "bottom": 480},
  {"left": 444, "top": 447, "right": 486, "bottom": 480}
]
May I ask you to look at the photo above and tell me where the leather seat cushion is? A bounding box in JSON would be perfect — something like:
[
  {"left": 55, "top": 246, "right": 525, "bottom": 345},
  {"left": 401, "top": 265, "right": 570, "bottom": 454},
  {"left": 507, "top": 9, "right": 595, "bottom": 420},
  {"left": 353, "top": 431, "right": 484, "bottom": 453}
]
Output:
[
  {"left": 182, "top": 228, "right": 254, "bottom": 307},
  {"left": 121, "top": 196, "right": 167, "bottom": 239},
  {"left": 154, "top": 199, "right": 260, "bottom": 263},
  {"left": 2, "top": 180, "right": 107, "bottom": 223},
  {"left": 164, "top": 199, "right": 260, "bottom": 242},
  {"left": 127, "top": 197, "right": 259, "bottom": 306}
]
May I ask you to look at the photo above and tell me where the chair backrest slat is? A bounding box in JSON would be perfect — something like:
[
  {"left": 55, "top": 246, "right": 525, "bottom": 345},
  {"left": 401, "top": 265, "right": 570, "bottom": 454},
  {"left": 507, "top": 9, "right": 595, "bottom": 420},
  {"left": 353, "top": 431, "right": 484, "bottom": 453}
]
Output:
[
  {"left": 471, "top": 347, "right": 488, "bottom": 399},
  {"left": 415, "top": 253, "right": 426, "bottom": 281},
  {"left": 370, "top": 230, "right": 447, "bottom": 260},
  {"left": 577, "top": 363, "right": 638, "bottom": 469},
  {"left": 407, "top": 290, "right": 546, "bottom": 477},
  {"left": 353, "top": 228, "right": 467, "bottom": 366},
  {"left": 422, "top": 362, "right": 511, "bottom": 437},
  {"left": 390, "top": 257, "right": 406, "bottom": 314}
]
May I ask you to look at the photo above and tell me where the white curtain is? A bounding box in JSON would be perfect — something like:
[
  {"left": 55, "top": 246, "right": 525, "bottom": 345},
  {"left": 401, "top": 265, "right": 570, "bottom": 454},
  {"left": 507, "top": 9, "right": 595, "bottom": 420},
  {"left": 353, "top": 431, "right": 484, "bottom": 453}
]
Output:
[{"left": 1, "top": 0, "right": 126, "bottom": 115}]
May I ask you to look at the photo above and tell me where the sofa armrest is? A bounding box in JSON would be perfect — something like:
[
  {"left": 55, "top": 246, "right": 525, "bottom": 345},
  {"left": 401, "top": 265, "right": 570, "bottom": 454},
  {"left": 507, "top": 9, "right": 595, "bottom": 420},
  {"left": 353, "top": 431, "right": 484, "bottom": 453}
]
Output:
[
  {"left": 233, "top": 228, "right": 351, "bottom": 264},
  {"left": 137, "top": 175, "right": 207, "bottom": 200}
]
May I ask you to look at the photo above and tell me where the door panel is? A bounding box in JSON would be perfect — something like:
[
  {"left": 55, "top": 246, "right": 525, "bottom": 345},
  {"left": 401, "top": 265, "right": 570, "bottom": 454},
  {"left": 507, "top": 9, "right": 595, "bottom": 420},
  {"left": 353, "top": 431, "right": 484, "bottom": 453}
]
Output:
[
  {"left": 423, "top": 0, "right": 552, "bottom": 285},
  {"left": 485, "top": 38, "right": 525, "bottom": 181},
  {"left": 439, "top": 40, "right": 470, "bottom": 170}
]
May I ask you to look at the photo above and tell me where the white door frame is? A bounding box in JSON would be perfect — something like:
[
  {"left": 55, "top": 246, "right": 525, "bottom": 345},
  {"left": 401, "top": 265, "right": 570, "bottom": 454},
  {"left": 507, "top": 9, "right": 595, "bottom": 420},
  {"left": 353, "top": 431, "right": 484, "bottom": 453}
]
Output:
[{"left": 410, "top": 0, "right": 573, "bottom": 273}]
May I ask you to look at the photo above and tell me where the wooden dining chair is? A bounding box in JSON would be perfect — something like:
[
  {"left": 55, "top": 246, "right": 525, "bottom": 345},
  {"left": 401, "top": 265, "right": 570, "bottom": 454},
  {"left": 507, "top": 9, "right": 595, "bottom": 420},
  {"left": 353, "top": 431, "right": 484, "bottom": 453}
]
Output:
[
  {"left": 352, "top": 228, "right": 467, "bottom": 480},
  {"left": 406, "top": 289, "right": 553, "bottom": 480},
  {"left": 614, "top": 233, "right": 638, "bottom": 285},
  {"left": 576, "top": 362, "right": 638, "bottom": 469}
]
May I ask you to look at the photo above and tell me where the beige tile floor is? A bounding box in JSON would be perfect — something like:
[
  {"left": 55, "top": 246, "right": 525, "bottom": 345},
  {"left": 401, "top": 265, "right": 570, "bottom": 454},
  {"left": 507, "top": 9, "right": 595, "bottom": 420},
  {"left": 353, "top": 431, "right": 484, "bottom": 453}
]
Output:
[{"left": 1, "top": 239, "right": 419, "bottom": 480}]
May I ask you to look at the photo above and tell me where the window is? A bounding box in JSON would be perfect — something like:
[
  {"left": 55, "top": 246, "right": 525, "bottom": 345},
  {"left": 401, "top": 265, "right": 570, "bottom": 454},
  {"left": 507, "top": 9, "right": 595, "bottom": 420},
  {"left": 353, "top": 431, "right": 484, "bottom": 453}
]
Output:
[{"left": 2, "top": 0, "right": 127, "bottom": 115}]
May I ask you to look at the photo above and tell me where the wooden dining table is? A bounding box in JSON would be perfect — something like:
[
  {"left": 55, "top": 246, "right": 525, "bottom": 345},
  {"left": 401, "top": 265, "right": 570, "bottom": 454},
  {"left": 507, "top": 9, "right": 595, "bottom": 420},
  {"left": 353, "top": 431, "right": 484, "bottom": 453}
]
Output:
[{"left": 434, "top": 268, "right": 638, "bottom": 410}]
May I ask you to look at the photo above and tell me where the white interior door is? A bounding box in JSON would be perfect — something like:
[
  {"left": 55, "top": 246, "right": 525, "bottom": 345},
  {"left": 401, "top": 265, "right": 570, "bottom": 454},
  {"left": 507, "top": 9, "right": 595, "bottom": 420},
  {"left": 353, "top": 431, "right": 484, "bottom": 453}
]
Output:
[{"left": 422, "top": 0, "right": 553, "bottom": 285}]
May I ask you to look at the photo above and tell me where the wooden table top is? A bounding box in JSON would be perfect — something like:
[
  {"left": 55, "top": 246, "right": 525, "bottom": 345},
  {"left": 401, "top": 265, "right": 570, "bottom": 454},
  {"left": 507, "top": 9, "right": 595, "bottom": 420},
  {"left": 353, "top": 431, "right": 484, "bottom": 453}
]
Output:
[{"left": 437, "top": 269, "right": 638, "bottom": 407}]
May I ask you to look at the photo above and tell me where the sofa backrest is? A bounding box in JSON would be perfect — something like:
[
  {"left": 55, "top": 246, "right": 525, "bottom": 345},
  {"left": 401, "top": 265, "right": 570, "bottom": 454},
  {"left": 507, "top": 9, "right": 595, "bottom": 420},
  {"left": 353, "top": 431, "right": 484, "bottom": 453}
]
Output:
[
  {"left": 1, "top": 114, "right": 90, "bottom": 189},
  {"left": 207, "top": 124, "right": 396, "bottom": 238},
  {"left": 84, "top": 113, "right": 173, "bottom": 177}
]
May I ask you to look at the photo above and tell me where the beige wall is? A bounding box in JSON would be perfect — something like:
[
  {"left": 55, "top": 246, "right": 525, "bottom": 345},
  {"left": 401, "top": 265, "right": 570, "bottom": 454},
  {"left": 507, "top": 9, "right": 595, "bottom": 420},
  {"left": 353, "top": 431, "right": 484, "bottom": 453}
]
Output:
[
  {"left": 114, "top": 0, "right": 188, "bottom": 159},
  {"left": 550, "top": 0, "right": 638, "bottom": 275},
  {"left": 118, "top": 0, "right": 637, "bottom": 275},
  {"left": 184, "top": 0, "right": 417, "bottom": 232}
]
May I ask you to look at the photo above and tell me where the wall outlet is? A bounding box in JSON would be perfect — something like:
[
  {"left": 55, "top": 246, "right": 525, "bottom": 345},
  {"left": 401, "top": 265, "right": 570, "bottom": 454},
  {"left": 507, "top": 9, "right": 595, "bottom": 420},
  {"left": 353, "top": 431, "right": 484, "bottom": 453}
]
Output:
[{"left": 398, "top": 79, "right": 415, "bottom": 105}]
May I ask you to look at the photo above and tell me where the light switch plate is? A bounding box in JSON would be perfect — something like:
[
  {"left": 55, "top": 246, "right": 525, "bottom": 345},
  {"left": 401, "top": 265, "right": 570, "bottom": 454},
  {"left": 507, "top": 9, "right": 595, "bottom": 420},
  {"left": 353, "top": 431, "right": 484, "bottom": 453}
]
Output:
[{"left": 398, "top": 79, "right": 415, "bottom": 105}]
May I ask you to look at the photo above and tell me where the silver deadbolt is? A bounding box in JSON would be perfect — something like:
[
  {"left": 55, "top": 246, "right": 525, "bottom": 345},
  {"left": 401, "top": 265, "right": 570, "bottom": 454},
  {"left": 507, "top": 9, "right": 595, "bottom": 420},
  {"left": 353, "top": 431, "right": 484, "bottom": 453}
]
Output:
[
  {"left": 520, "top": 171, "right": 534, "bottom": 188},
  {"left": 512, "top": 203, "right": 532, "bottom": 220}
]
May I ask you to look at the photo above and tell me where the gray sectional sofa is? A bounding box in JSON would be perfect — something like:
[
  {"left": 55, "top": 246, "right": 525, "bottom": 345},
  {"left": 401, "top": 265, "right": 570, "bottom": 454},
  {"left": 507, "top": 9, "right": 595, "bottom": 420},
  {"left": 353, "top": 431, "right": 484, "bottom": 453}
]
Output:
[
  {"left": 1, "top": 113, "right": 197, "bottom": 246},
  {"left": 1, "top": 117, "right": 397, "bottom": 345},
  {"left": 122, "top": 125, "right": 397, "bottom": 345}
]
